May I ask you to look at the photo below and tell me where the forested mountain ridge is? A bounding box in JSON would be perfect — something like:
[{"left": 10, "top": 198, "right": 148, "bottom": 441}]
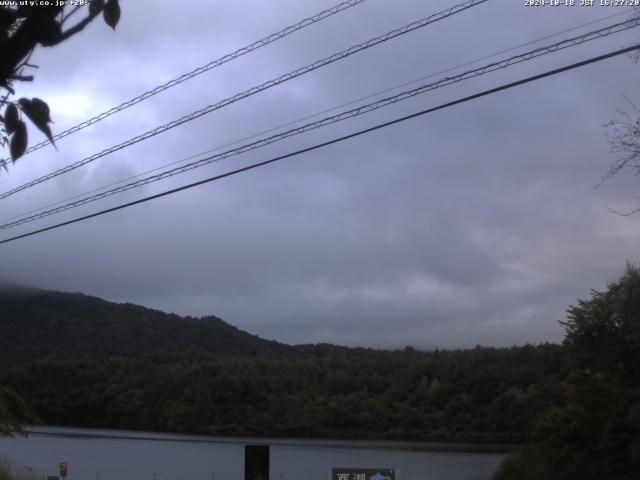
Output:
[
  {"left": 0, "top": 284, "right": 566, "bottom": 443},
  {"left": 2, "top": 264, "right": 639, "bottom": 478},
  {"left": 0, "top": 285, "right": 290, "bottom": 360}
]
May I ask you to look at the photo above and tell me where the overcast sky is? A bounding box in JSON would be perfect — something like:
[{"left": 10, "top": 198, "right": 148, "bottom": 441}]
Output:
[{"left": 1, "top": 0, "right": 639, "bottom": 349}]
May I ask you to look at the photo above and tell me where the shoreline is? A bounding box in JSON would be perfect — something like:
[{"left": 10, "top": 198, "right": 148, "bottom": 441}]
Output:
[{"left": 25, "top": 426, "right": 517, "bottom": 454}]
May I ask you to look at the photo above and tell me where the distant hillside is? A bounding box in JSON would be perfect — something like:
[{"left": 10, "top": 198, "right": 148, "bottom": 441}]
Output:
[
  {"left": 0, "top": 285, "right": 291, "bottom": 360},
  {"left": 0, "top": 286, "right": 569, "bottom": 445}
]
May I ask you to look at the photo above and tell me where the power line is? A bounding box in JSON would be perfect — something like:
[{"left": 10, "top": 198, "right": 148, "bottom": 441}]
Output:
[
  {"left": 3, "top": 7, "right": 631, "bottom": 226},
  {"left": 2, "top": 17, "right": 638, "bottom": 230},
  {"left": 0, "top": 0, "right": 369, "bottom": 165},
  {"left": 1, "top": 43, "right": 637, "bottom": 246},
  {"left": 0, "top": 0, "right": 489, "bottom": 201}
]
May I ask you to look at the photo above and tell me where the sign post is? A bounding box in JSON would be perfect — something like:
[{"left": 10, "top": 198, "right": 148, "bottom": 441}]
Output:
[{"left": 244, "top": 445, "right": 269, "bottom": 480}]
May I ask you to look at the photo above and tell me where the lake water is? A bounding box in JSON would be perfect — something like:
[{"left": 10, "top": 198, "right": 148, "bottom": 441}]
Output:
[{"left": 0, "top": 427, "right": 508, "bottom": 480}]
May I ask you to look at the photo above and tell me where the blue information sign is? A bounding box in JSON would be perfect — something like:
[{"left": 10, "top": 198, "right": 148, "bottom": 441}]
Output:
[{"left": 331, "top": 468, "right": 395, "bottom": 480}]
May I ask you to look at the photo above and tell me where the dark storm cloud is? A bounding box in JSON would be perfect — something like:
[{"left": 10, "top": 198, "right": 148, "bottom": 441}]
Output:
[{"left": 1, "top": 0, "right": 639, "bottom": 348}]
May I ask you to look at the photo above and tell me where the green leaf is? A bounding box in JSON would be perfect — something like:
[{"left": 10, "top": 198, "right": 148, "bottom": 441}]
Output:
[
  {"left": 18, "top": 97, "right": 55, "bottom": 146},
  {"left": 89, "top": 0, "right": 105, "bottom": 17},
  {"left": 10, "top": 120, "right": 27, "bottom": 162},
  {"left": 32, "top": 98, "right": 52, "bottom": 122},
  {"left": 103, "top": 0, "right": 120, "bottom": 30},
  {"left": 4, "top": 103, "right": 18, "bottom": 134}
]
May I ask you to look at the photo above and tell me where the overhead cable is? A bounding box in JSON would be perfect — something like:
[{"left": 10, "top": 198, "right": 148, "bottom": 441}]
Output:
[
  {"left": 1, "top": 43, "right": 637, "bottom": 245},
  {"left": 0, "top": 0, "right": 489, "bottom": 200},
  {"left": 4, "top": 6, "right": 631, "bottom": 225},
  {"left": 2, "top": 17, "right": 638, "bottom": 230},
  {"left": 0, "top": 0, "right": 369, "bottom": 164}
]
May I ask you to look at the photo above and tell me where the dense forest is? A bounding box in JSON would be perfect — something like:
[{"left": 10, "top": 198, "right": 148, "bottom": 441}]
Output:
[
  {"left": 0, "top": 265, "right": 638, "bottom": 479},
  {"left": 0, "top": 285, "right": 565, "bottom": 442},
  {"left": 0, "top": 345, "right": 565, "bottom": 442}
]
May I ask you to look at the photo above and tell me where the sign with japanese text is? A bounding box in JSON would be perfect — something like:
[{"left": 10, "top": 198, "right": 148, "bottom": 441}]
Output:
[{"left": 331, "top": 468, "right": 395, "bottom": 480}]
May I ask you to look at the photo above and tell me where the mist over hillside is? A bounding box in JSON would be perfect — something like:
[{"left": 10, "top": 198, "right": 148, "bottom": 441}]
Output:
[{"left": 0, "top": 285, "right": 292, "bottom": 360}]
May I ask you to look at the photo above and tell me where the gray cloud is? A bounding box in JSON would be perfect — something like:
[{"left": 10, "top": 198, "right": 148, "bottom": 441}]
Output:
[{"left": 1, "top": 0, "right": 639, "bottom": 349}]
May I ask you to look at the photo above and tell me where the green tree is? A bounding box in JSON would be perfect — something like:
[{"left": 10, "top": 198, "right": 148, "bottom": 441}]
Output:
[
  {"left": 0, "top": 386, "right": 36, "bottom": 437},
  {"left": 562, "top": 263, "right": 640, "bottom": 386},
  {"left": 494, "top": 264, "right": 640, "bottom": 479}
]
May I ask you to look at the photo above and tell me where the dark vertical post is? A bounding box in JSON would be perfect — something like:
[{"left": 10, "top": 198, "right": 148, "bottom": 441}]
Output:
[{"left": 244, "top": 445, "right": 269, "bottom": 480}]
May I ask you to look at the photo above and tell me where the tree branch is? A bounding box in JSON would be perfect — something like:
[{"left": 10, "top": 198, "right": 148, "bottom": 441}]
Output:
[
  {"left": 54, "top": 5, "right": 104, "bottom": 44},
  {"left": 8, "top": 74, "right": 33, "bottom": 82},
  {"left": 60, "top": 4, "right": 83, "bottom": 24},
  {"left": 0, "top": 7, "right": 62, "bottom": 85}
]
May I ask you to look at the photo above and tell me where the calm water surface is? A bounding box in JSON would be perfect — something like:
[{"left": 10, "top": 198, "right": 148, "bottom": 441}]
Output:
[{"left": 0, "top": 427, "right": 507, "bottom": 480}]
